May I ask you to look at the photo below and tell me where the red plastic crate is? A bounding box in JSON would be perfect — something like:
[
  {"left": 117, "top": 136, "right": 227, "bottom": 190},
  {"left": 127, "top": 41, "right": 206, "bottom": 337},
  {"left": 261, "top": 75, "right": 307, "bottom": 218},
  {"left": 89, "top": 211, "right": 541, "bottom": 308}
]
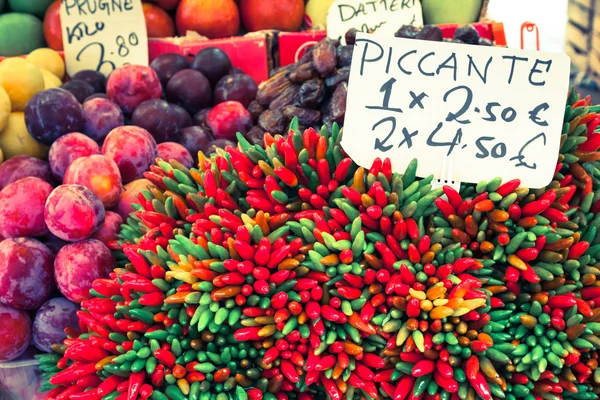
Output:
[{"left": 278, "top": 22, "right": 506, "bottom": 66}]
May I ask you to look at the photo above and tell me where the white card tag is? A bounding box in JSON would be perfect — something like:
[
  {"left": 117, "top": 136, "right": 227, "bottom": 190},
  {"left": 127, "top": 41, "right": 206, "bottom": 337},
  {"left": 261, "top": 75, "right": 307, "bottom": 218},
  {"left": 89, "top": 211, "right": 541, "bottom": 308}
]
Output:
[
  {"left": 327, "top": 0, "right": 423, "bottom": 44},
  {"left": 342, "top": 33, "right": 571, "bottom": 189},
  {"left": 60, "top": 0, "right": 149, "bottom": 77}
]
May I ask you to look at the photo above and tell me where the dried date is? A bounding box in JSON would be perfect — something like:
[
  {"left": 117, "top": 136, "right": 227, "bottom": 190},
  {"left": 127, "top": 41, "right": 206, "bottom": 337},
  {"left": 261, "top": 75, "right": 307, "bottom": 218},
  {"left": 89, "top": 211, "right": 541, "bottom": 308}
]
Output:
[
  {"left": 257, "top": 71, "right": 293, "bottom": 106},
  {"left": 312, "top": 38, "right": 338, "bottom": 77},
  {"left": 337, "top": 46, "right": 353, "bottom": 68},
  {"left": 259, "top": 109, "right": 286, "bottom": 135},
  {"left": 270, "top": 84, "right": 300, "bottom": 109},
  {"left": 282, "top": 106, "right": 321, "bottom": 127},
  {"left": 324, "top": 68, "right": 350, "bottom": 89},
  {"left": 245, "top": 125, "right": 266, "bottom": 146},
  {"left": 299, "top": 79, "right": 325, "bottom": 109},
  {"left": 330, "top": 82, "right": 347, "bottom": 125},
  {"left": 289, "top": 62, "right": 318, "bottom": 82},
  {"left": 247, "top": 100, "right": 265, "bottom": 121}
]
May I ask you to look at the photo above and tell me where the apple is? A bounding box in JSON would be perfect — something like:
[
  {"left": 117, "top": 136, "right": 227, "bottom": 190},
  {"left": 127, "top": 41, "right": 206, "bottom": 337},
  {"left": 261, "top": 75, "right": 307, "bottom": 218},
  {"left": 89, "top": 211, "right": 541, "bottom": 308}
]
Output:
[
  {"left": 421, "top": 0, "right": 483, "bottom": 25},
  {"left": 143, "top": 3, "right": 175, "bottom": 38},
  {"left": 146, "top": 0, "right": 180, "bottom": 10},
  {"left": 176, "top": 0, "right": 240, "bottom": 39},
  {"left": 240, "top": 0, "right": 304, "bottom": 32}
]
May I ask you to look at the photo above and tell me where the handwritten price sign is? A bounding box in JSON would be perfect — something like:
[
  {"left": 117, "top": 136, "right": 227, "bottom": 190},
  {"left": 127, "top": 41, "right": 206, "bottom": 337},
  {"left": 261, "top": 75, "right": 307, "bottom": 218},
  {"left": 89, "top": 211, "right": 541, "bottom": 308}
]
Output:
[
  {"left": 60, "top": 0, "right": 149, "bottom": 77},
  {"left": 342, "top": 33, "right": 570, "bottom": 189},
  {"left": 327, "top": 0, "right": 422, "bottom": 44}
]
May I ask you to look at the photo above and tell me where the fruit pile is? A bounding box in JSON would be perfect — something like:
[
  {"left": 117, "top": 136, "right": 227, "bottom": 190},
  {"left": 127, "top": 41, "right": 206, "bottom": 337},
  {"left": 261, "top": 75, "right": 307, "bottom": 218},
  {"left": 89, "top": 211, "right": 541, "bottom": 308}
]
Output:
[
  {"left": 148, "top": 48, "right": 259, "bottom": 155},
  {"left": 38, "top": 86, "right": 600, "bottom": 400},
  {"left": 395, "top": 24, "right": 493, "bottom": 45},
  {"left": 255, "top": 24, "right": 500, "bottom": 135},
  {"left": 39, "top": 0, "right": 307, "bottom": 53}
]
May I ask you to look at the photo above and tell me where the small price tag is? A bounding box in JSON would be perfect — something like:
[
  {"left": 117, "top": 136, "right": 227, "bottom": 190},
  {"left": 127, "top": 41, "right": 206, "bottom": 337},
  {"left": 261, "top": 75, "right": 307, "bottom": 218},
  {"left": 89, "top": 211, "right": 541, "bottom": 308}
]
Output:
[
  {"left": 342, "top": 33, "right": 571, "bottom": 189},
  {"left": 60, "top": 0, "right": 149, "bottom": 77},
  {"left": 327, "top": 0, "right": 422, "bottom": 43}
]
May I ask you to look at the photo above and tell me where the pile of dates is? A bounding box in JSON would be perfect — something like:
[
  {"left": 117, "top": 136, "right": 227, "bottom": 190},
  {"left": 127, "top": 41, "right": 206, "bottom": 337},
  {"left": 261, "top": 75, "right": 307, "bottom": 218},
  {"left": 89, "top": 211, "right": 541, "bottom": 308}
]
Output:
[
  {"left": 250, "top": 24, "right": 495, "bottom": 138},
  {"left": 248, "top": 35, "right": 351, "bottom": 138},
  {"left": 396, "top": 23, "right": 493, "bottom": 46}
]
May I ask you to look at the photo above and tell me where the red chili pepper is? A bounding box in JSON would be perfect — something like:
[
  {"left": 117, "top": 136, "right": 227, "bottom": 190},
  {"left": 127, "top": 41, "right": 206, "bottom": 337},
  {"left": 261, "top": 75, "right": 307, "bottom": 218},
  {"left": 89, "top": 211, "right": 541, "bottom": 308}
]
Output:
[
  {"left": 521, "top": 199, "right": 551, "bottom": 217},
  {"left": 436, "top": 359, "right": 453, "bottom": 378},
  {"left": 521, "top": 263, "right": 540, "bottom": 284},
  {"left": 542, "top": 207, "right": 568, "bottom": 223},
  {"left": 547, "top": 295, "right": 577, "bottom": 309},
  {"left": 469, "top": 372, "right": 492, "bottom": 399},
  {"left": 361, "top": 353, "right": 385, "bottom": 369},
  {"left": 465, "top": 356, "right": 479, "bottom": 380},
  {"left": 434, "top": 372, "right": 458, "bottom": 393},
  {"left": 412, "top": 359, "right": 435, "bottom": 376},
  {"left": 123, "top": 247, "right": 152, "bottom": 278},
  {"left": 394, "top": 375, "right": 416, "bottom": 400},
  {"left": 496, "top": 179, "right": 520, "bottom": 197},
  {"left": 234, "top": 326, "right": 262, "bottom": 341},
  {"left": 321, "top": 376, "right": 341, "bottom": 400},
  {"left": 337, "top": 286, "right": 362, "bottom": 300},
  {"left": 349, "top": 312, "right": 376, "bottom": 335},
  {"left": 576, "top": 299, "right": 594, "bottom": 317},
  {"left": 138, "top": 292, "right": 165, "bottom": 307},
  {"left": 127, "top": 371, "right": 145, "bottom": 400},
  {"left": 569, "top": 241, "right": 590, "bottom": 259},
  {"left": 153, "top": 349, "right": 176, "bottom": 368},
  {"left": 434, "top": 198, "right": 455, "bottom": 218},
  {"left": 280, "top": 360, "right": 300, "bottom": 383},
  {"left": 56, "top": 386, "right": 82, "bottom": 400},
  {"left": 69, "top": 390, "right": 101, "bottom": 400}
]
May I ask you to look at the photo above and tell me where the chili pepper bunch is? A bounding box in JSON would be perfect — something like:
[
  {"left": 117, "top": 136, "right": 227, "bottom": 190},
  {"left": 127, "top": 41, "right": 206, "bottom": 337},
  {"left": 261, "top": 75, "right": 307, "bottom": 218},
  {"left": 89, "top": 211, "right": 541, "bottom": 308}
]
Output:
[{"left": 39, "top": 92, "right": 600, "bottom": 400}]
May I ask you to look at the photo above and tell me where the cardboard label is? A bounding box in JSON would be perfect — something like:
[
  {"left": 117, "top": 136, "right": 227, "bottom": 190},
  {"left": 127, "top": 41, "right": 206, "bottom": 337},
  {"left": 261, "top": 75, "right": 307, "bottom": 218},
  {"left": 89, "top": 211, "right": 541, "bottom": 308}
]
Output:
[
  {"left": 327, "top": 0, "right": 423, "bottom": 43},
  {"left": 342, "top": 33, "right": 570, "bottom": 189},
  {"left": 60, "top": 0, "right": 149, "bottom": 77}
]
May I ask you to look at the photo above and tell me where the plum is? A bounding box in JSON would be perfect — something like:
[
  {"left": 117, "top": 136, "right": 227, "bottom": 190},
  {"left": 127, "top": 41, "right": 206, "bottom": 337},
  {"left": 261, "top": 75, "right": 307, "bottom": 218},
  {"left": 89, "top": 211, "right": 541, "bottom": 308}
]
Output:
[
  {"left": 0, "top": 155, "right": 52, "bottom": 189},
  {"left": 166, "top": 69, "right": 212, "bottom": 114},
  {"left": 64, "top": 155, "right": 123, "bottom": 209},
  {"left": 48, "top": 132, "right": 101, "bottom": 180},
  {"left": 178, "top": 126, "right": 212, "bottom": 158},
  {"left": 214, "top": 74, "right": 258, "bottom": 108},
  {"left": 207, "top": 101, "right": 252, "bottom": 140},
  {"left": 72, "top": 70, "right": 106, "bottom": 93},
  {"left": 0, "top": 304, "right": 31, "bottom": 361},
  {"left": 193, "top": 108, "right": 212, "bottom": 130},
  {"left": 0, "top": 238, "right": 54, "bottom": 310},
  {"left": 171, "top": 103, "right": 192, "bottom": 129},
  {"left": 191, "top": 47, "right": 232, "bottom": 86},
  {"left": 102, "top": 126, "right": 157, "bottom": 183},
  {"left": 132, "top": 99, "right": 181, "bottom": 143},
  {"left": 157, "top": 142, "right": 193, "bottom": 168},
  {"left": 32, "top": 297, "right": 78, "bottom": 352},
  {"left": 116, "top": 178, "right": 151, "bottom": 220},
  {"left": 91, "top": 211, "right": 122, "bottom": 246},
  {"left": 82, "top": 97, "right": 125, "bottom": 142},
  {"left": 61, "top": 79, "right": 96, "bottom": 103},
  {"left": 85, "top": 93, "right": 108, "bottom": 101},
  {"left": 40, "top": 233, "right": 67, "bottom": 255},
  {"left": 0, "top": 177, "right": 53, "bottom": 238},
  {"left": 25, "top": 88, "right": 84, "bottom": 145},
  {"left": 54, "top": 239, "right": 114, "bottom": 303},
  {"left": 106, "top": 65, "right": 162, "bottom": 113},
  {"left": 44, "top": 184, "right": 106, "bottom": 242},
  {"left": 150, "top": 53, "right": 190, "bottom": 86}
]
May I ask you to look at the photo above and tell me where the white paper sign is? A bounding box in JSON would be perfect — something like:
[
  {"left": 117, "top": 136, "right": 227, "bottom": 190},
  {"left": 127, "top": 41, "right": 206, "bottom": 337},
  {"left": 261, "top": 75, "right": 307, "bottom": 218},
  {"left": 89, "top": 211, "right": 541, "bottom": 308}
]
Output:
[
  {"left": 342, "top": 33, "right": 571, "bottom": 189},
  {"left": 327, "top": 0, "right": 423, "bottom": 43},
  {"left": 60, "top": 0, "right": 149, "bottom": 77}
]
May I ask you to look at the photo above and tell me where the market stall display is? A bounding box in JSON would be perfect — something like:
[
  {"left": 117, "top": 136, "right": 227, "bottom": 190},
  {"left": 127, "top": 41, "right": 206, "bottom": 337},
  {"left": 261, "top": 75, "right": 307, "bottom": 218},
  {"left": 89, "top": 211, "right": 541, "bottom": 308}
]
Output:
[
  {"left": 0, "top": 1, "right": 592, "bottom": 399},
  {"left": 31, "top": 86, "right": 600, "bottom": 399}
]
